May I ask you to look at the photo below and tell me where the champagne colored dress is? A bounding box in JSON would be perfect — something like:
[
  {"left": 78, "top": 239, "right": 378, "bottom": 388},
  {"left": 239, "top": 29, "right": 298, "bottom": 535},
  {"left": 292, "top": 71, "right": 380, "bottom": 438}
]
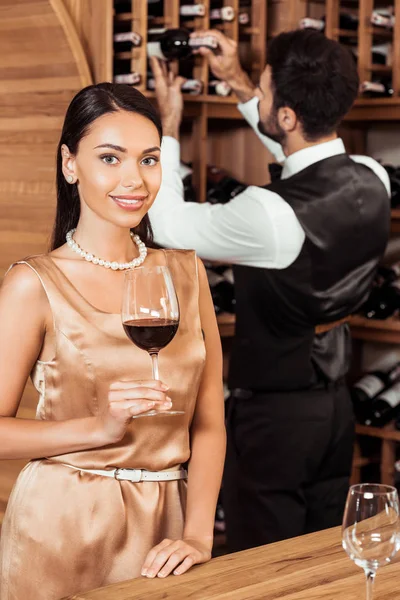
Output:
[{"left": 0, "top": 250, "right": 206, "bottom": 600}]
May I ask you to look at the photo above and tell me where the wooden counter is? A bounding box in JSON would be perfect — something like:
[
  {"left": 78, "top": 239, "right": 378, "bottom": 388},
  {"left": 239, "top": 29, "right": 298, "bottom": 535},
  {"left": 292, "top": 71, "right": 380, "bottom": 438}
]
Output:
[{"left": 63, "top": 525, "right": 399, "bottom": 599}]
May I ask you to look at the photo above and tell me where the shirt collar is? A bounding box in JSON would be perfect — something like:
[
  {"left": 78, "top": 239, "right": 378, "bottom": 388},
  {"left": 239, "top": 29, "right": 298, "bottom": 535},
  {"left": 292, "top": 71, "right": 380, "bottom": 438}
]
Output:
[{"left": 281, "top": 138, "right": 346, "bottom": 180}]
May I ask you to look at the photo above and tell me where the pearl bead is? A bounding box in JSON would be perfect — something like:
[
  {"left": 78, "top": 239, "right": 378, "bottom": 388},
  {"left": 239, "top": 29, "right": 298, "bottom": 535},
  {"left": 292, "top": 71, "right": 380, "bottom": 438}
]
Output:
[{"left": 65, "top": 228, "right": 146, "bottom": 270}]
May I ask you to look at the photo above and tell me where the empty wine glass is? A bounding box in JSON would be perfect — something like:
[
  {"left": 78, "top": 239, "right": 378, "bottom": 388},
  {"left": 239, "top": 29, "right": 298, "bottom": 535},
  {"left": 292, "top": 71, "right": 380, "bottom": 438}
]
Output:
[
  {"left": 342, "top": 483, "right": 400, "bottom": 600},
  {"left": 122, "top": 266, "right": 183, "bottom": 417}
]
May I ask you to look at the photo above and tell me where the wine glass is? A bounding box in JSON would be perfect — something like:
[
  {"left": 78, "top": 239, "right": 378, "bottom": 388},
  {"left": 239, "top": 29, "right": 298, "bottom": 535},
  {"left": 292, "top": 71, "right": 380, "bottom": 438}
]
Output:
[
  {"left": 122, "top": 266, "right": 183, "bottom": 417},
  {"left": 342, "top": 483, "right": 400, "bottom": 600}
]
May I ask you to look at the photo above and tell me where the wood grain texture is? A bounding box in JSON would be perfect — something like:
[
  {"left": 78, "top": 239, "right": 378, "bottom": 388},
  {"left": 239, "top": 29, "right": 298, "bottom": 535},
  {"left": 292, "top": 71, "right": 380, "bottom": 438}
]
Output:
[
  {"left": 0, "top": 0, "right": 92, "bottom": 278},
  {"left": 0, "top": 0, "right": 92, "bottom": 524},
  {"left": 62, "top": 525, "right": 400, "bottom": 599}
]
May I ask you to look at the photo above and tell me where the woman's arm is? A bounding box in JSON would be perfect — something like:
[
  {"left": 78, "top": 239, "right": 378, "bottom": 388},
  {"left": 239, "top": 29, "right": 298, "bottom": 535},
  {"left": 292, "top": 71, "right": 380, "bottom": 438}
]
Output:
[
  {"left": 183, "top": 257, "right": 226, "bottom": 544},
  {"left": 141, "top": 257, "right": 226, "bottom": 578},
  {"left": 0, "top": 265, "right": 171, "bottom": 459}
]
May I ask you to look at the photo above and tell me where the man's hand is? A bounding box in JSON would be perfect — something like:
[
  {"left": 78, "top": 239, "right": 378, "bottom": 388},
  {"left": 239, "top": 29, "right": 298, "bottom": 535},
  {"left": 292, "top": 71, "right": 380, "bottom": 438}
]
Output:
[
  {"left": 191, "top": 29, "right": 256, "bottom": 103},
  {"left": 149, "top": 57, "right": 185, "bottom": 139}
]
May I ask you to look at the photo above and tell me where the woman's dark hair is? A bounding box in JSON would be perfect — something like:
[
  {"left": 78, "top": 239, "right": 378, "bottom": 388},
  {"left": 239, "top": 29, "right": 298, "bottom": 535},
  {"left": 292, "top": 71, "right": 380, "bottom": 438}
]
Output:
[
  {"left": 52, "top": 82, "right": 162, "bottom": 250},
  {"left": 267, "top": 29, "right": 359, "bottom": 141}
]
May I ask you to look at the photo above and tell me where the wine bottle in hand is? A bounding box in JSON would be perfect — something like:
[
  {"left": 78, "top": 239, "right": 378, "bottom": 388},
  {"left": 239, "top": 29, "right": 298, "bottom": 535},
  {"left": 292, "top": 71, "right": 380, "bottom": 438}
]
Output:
[{"left": 122, "top": 266, "right": 183, "bottom": 417}]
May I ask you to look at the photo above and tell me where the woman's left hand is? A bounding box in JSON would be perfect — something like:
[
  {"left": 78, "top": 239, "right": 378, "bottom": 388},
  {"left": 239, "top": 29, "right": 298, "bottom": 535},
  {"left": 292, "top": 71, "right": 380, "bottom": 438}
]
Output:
[{"left": 141, "top": 537, "right": 212, "bottom": 578}]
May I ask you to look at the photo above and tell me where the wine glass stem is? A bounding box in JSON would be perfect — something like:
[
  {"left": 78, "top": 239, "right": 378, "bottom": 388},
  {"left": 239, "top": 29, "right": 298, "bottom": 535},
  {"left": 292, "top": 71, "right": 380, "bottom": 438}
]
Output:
[
  {"left": 365, "top": 569, "right": 376, "bottom": 600},
  {"left": 150, "top": 352, "right": 159, "bottom": 380}
]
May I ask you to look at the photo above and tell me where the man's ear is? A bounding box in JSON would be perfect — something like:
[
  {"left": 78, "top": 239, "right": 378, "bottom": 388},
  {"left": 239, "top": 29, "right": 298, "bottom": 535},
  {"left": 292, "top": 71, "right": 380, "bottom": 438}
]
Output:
[{"left": 277, "top": 106, "right": 298, "bottom": 134}]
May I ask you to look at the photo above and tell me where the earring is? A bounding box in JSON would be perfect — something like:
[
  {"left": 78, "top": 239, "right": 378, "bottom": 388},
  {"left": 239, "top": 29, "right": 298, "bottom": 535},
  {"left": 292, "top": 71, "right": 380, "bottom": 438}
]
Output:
[{"left": 67, "top": 175, "right": 74, "bottom": 183}]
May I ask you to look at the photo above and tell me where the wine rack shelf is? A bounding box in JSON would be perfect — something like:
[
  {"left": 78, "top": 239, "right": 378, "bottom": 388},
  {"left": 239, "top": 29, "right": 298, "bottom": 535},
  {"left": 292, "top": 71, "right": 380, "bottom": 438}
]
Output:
[{"left": 217, "top": 313, "right": 400, "bottom": 344}]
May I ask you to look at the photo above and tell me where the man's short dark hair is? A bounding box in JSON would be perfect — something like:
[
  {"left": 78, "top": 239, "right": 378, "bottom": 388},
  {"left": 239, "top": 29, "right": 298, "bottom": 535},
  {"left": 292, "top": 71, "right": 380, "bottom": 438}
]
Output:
[{"left": 267, "top": 29, "right": 359, "bottom": 141}]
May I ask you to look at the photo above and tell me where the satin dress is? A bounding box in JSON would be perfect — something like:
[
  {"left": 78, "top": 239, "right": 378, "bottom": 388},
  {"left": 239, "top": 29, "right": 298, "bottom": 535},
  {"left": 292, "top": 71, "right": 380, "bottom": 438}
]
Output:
[{"left": 0, "top": 250, "right": 206, "bottom": 600}]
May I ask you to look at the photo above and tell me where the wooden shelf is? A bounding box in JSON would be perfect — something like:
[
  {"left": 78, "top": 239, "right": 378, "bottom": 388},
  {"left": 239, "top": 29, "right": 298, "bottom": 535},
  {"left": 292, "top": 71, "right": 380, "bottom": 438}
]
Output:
[
  {"left": 356, "top": 422, "right": 400, "bottom": 442},
  {"left": 217, "top": 313, "right": 400, "bottom": 344},
  {"left": 391, "top": 209, "right": 400, "bottom": 232},
  {"left": 349, "top": 315, "right": 400, "bottom": 344}
]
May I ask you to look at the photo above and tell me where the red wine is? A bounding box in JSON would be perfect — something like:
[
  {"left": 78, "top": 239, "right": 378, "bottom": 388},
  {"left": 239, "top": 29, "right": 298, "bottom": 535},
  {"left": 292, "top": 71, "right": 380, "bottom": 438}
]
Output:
[{"left": 123, "top": 319, "right": 179, "bottom": 352}]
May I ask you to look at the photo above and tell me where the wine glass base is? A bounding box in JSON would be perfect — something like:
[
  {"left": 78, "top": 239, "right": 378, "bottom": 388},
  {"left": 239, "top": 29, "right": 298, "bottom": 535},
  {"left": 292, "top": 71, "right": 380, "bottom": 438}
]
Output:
[{"left": 131, "top": 410, "right": 185, "bottom": 419}]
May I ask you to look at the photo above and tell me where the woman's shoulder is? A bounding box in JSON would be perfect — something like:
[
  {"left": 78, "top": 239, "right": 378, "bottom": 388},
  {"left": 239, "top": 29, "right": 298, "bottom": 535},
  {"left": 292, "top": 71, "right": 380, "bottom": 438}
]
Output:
[{"left": 2, "top": 255, "right": 49, "bottom": 307}]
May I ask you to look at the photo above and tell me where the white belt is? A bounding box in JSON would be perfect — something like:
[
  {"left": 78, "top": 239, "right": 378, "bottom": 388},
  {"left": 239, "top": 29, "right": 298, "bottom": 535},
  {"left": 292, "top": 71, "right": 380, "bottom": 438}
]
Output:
[{"left": 60, "top": 463, "right": 187, "bottom": 483}]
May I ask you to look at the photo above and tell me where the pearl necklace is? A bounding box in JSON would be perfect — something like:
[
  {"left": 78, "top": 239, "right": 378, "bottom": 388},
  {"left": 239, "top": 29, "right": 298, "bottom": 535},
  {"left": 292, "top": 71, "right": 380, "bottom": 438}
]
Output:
[{"left": 66, "top": 229, "right": 147, "bottom": 270}]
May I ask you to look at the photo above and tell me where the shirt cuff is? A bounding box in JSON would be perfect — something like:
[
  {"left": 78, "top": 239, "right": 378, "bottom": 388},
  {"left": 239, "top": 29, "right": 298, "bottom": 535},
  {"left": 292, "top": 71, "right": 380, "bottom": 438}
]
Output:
[
  {"left": 161, "top": 136, "right": 181, "bottom": 169},
  {"left": 237, "top": 96, "right": 260, "bottom": 125}
]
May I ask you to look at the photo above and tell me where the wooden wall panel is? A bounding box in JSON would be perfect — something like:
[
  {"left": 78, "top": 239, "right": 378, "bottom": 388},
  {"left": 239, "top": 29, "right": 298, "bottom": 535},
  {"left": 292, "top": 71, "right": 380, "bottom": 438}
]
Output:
[{"left": 0, "top": 0, "right": 92, "bottom": 524}]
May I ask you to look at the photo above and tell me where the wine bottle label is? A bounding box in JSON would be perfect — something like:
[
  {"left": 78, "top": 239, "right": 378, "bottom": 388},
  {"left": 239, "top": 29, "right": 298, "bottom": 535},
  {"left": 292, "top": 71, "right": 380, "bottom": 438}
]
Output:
[
  {"left": 376, "top": 382, "right": 400, "bottom": 407},
  {"left": 354, "top": 374, "right": 385, "bottom": 399},
  {"left": 113, "top": 32, "right": 142, "bottom": 46},
  {"left": 114, "top": 73, "right": 141, "bottom": 84},
  {"left": 180, "top": 4, "right": 205, "bottom": 17},
  {"left": 147, "top": 41, "right": 166, "bottom": 60},
  {"left": 299, "top": 18, "right": 324, "bottom": 31},
  {"left": 210, "top": 7, "right": 235, "bottom": 22},
  {"left": 189, "top": 35, "right": 218, "bottom": 50}
]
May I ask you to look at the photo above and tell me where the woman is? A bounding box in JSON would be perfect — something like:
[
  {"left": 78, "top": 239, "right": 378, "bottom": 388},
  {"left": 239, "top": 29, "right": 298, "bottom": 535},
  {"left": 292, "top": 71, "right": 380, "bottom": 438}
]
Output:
[{"left": 0, "top": 83, "right": 226, "bottom": 599}]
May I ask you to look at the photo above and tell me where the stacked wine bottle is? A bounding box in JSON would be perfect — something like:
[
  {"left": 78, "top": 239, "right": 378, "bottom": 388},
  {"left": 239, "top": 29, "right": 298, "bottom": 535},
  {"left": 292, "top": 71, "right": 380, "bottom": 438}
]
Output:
[
  {"left": 352, "top": 362, "right": 400, "bottom": 427},
  {"left": 113, "top": 1, "right": 257, "bottom": 96},
  {"left": 299, "top": 6, "right": 395, "bottom": 99}
]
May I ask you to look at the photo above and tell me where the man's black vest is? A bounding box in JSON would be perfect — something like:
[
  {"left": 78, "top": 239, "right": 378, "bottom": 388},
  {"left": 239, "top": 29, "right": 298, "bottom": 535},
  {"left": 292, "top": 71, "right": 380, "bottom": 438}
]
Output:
[{"left": 228, "top": 154, "right": 390, "bottom": 392}]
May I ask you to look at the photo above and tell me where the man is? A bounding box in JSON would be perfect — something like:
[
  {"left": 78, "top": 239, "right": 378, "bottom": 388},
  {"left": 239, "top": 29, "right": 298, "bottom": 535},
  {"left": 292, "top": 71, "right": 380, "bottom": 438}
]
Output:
[{"left": 148, "top": 29, "right": 391, "bottom": 552}]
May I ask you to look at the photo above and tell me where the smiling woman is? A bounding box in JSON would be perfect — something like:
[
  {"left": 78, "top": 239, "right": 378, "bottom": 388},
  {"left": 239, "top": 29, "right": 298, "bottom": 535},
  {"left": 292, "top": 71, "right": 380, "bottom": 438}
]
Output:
[{"left": 0, "top": 83, "right": 226, "bottom": 600}]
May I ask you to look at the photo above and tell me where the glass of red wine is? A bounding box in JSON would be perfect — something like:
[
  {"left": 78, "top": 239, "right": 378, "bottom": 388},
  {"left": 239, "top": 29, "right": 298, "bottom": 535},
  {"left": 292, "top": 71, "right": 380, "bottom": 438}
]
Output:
[{"left": 122, "top": 266, "right": 183, "bottom": 417}]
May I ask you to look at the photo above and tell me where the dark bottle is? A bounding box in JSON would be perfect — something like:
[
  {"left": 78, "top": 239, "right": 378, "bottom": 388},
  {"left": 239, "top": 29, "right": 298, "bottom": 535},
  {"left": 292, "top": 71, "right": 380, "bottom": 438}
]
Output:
[
  {"left": 147, "top": 73, "right": 203, "bottom": 95},
  {"left": 180, "top": 3, "right": 206, "bottom": 18},
  {"left": 299, "top": 13, "right": 359, "bottom": 32},
  {"left": 206, "top": 166, "right": 247, "bottom": 204},
  {"left": 113, "top": 72, "right": 141, "bottom": 85},
  {"left": 363, "top": 281, "right": 400, "bottom": 320},
  {"left": 387, "top": 168, "right": 400, "bottom": 208},
  {"left": 114, "top": 0, "right": 132, "bottom": 15},
  {"left": 364, "top": 381, "right": 400, "bottom": 427},
  {"left": 147, "top": 0, "right": 163, "bottom": 19},
  {"left": 352, "top": 43, "right": 392, "bottom": 66},
  {"left": 351, "top": 363, "right": 400, "bottom": 422},
  {"left": 179, "top": 162, "right": 197, "bottom": 203},
  {"left": 113, "top": 32, "right": 142, "bottom": 52},
  {"left": 147, "top": 28, "right": 217, "bottom": 61},
  {"left": 210, "top": 6, "right": 236, "bottom": 23},
  {"left": 208, "top": 79, "right": 232, "bottom": 96},
  {"left": 360, "top": 80, "right": 394, "bottom": 98},
  {"left": 206, "top": 268, "right": 236, "bottom": 315},
  {"left": 371, "top": 9, "right": 395, "bottom": 29}
]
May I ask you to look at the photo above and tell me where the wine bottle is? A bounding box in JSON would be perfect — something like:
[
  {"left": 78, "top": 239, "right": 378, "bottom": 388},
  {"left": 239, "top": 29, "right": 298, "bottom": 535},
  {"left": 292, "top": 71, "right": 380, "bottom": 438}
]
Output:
[
  {"left": 360, "top": 80, "right": 394, "bottom": 98},
  {"left": 210, "top": 7, "right": 236, "bottom": 23},
  {"left": 179, "top": 162, "right": 197, "bottom": 203},
  {"left": 180, "top": 3, "right": 206, "bottom": 18},
  {"left": 351, "top": 363, "right": 400, "bottom": 422},
  {"left": 147, "top": 74, "right": 203, "bottom": 95},
  {"left": 371, "top": 9, "right": 395, "bottom": 29},
  {"left": 208, "top": 79, "right": 232, "bottom": 96},
  {"left": 206, "top": 268, "right": 236, "bottom": 314},
  {"left": 386, "top": 167, "right": 400, "bottom": 208},
  {"left": 113, "top": 32, "right": 142, "bottom": 52},
  {"left": 363, "top": 281, "right": 400, "bottom": 320},
  {"left": 147, "top": 0, "right": 163, "bottom": 19},
  {"left": 147, "top": 28, "right": 217, "bottom": 61},
  {"left": 113, "top": 72, "right": 141, "bottom": 85},
  {"left": 207, "top": 166, "right": 247, "bottom": 204},
  {"left": 299, "top": 13, "right": 359, "bottom": 32},
  {"left": 114, "top": 0, "right": 132, "bottom": 15},
  {"left": 364, "top": 381, "right": 400, "bottom": 427},
  {"left": 352, "top": 43, "right": 392, "bottom": 66}
]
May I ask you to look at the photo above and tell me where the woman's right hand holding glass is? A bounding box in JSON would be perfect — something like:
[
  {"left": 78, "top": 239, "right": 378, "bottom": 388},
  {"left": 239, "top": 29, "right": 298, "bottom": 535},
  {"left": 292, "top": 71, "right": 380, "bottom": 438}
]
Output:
[{"left": 96, "top": 380, "right": 172, "bottom": 444}]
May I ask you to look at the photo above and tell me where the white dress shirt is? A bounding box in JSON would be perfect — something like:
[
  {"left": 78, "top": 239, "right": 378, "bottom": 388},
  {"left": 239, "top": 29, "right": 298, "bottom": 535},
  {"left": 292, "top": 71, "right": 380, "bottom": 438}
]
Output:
[{"left": 149, "top": 96, "right": 391, "bottom": 269}]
